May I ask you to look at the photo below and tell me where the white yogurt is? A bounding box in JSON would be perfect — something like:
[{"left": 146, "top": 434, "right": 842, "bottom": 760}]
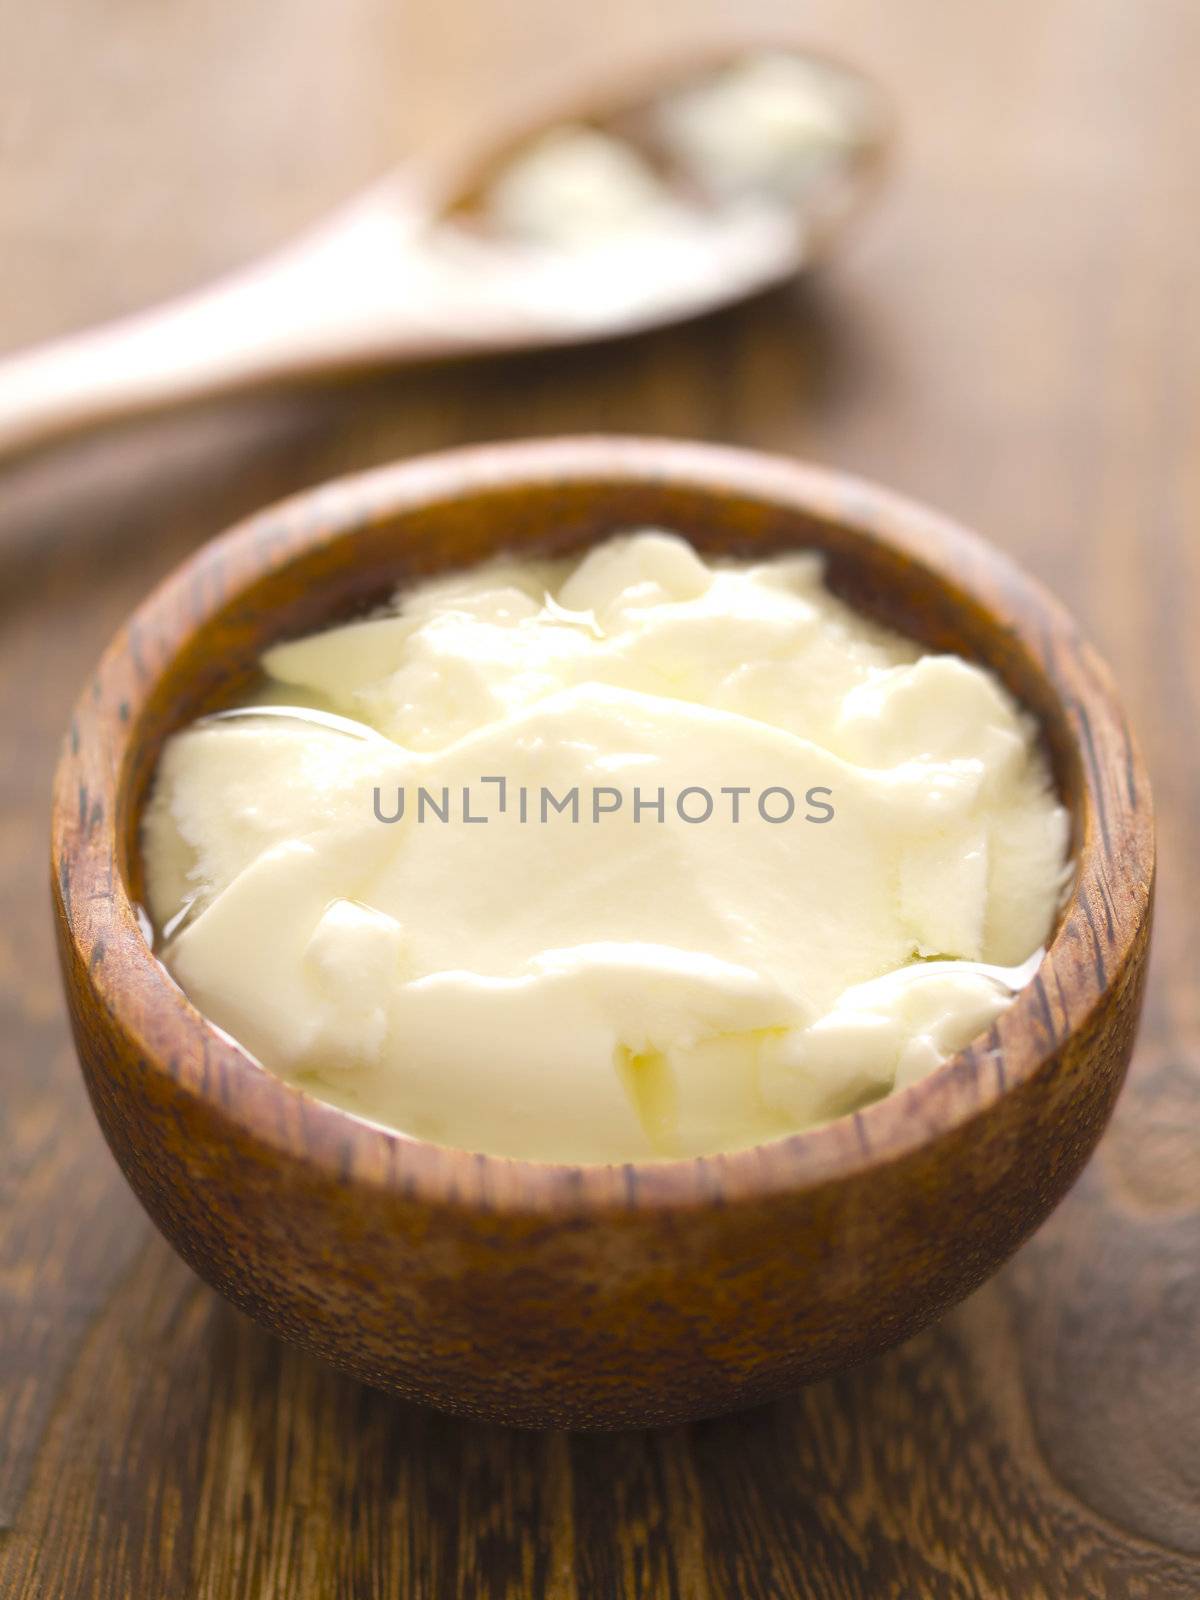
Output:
[{"left": 143, "top": 532, "right": 1070, "bottom": 1161}]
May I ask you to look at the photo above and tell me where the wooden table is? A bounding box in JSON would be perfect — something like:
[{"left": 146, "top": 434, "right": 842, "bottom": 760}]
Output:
[{"left": 2, "top": 1, "right": 1197, "bottom": 1594}]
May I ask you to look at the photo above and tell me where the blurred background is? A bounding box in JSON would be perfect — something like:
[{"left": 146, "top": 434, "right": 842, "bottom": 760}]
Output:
[{"left": 2, "top": 1, "right": 1198, "bottom": 1595}]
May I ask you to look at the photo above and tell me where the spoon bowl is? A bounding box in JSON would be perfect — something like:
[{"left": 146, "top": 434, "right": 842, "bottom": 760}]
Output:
[
  {"left": 51, "top": 437, "right": 1152, "bottom": 1429},
  {"left": 409, "top": 40, "right": 889, "bottom": 344}
]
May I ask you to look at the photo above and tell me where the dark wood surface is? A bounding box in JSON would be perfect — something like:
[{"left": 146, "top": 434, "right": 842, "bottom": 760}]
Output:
[{"left": 2, "top": 0, "right": 1197, "bottom": 1594}]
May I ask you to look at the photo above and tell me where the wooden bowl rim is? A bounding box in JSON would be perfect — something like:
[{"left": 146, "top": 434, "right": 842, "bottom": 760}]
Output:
[{"left": 52, "top": 436, "right": 1153, "bottom": 1216}]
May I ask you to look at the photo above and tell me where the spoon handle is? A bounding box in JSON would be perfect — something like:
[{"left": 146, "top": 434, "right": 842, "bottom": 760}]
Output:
[{"left": 0, "top": 192, "right": 462, "bottom": 459}]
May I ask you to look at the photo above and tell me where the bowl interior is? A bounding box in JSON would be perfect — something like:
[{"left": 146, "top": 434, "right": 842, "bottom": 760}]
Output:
[{"left": 117, "top": 453, "right": 1084, "bottom": 921}]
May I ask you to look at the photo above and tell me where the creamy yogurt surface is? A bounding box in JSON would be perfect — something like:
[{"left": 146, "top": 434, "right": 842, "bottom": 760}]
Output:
[{"left": 142, "top": 531, "right": 1070, "bottom": 1162}]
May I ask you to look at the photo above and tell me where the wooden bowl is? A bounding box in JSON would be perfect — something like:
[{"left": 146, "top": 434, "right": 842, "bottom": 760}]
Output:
[{"left": 51, "top": 437, "right": 1154, "bottom": 1430}]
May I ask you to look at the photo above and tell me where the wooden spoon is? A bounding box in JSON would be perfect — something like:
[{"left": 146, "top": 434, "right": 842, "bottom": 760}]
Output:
[{"left": 0, "top": 43, "right": 889, "bottom": 457}]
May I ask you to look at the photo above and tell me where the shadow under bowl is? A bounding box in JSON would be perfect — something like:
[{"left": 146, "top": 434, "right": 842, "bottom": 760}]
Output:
[{"left": 51, "top": 436, "right": 1154, "bottom": 1429}]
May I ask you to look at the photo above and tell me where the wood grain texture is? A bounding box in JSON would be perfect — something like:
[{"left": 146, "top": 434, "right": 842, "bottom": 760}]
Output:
[{"left": 2, "top": 0, "right": 1198, "bottom": 1593}]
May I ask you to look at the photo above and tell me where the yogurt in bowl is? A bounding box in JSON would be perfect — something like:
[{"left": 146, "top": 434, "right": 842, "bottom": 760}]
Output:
[{"left": 142, "top": 530, "right": 1069, "bottom": 1163}]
